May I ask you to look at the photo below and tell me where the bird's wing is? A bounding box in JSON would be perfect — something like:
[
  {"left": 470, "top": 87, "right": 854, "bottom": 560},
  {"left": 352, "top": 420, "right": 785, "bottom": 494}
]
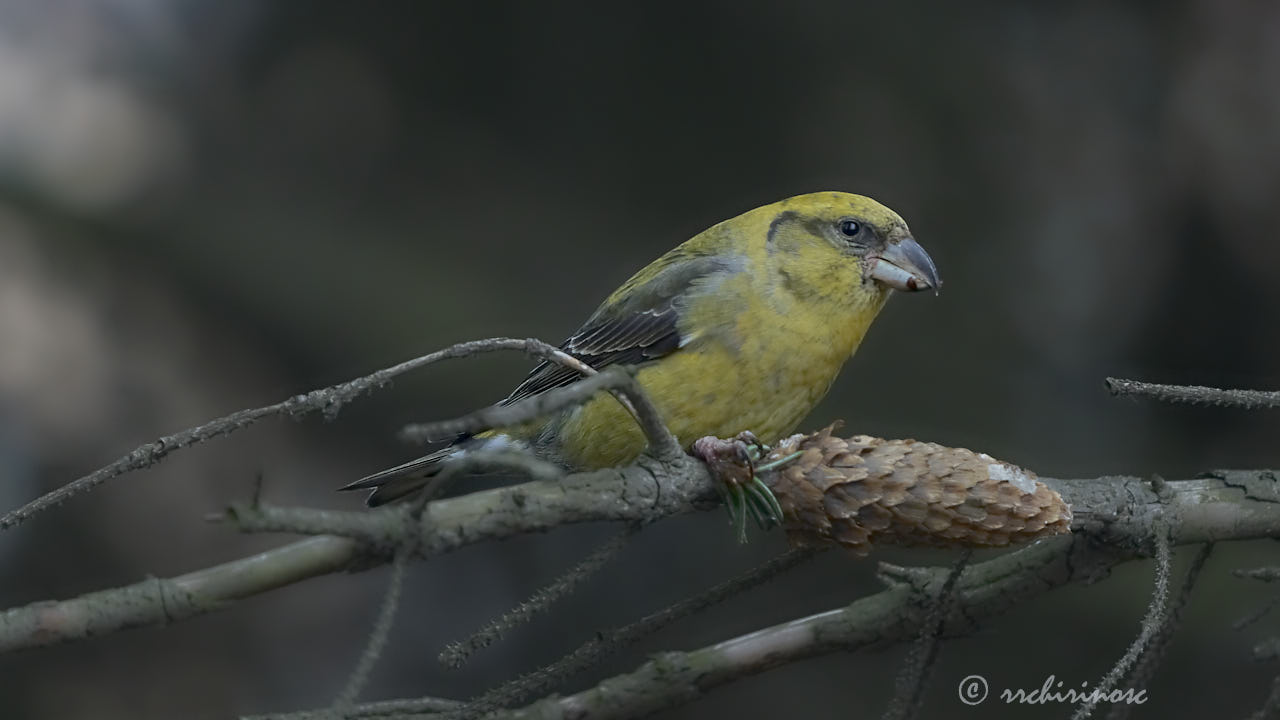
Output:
[{"left": 502, "top": 249, "right": 733, "bottom": 406}]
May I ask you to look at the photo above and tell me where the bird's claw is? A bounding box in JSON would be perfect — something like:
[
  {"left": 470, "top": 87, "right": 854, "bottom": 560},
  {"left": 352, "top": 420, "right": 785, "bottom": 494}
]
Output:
[
  {"left": 691, "top": 434, "right": 787, "bottom": 543},
  {"left": 733, "top": 430, "right": 767, "bottom": 459}
]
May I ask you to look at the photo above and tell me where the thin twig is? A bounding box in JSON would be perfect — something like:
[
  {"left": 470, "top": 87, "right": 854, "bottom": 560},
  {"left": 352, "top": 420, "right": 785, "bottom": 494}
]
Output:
[
  {"left": 1237, "top": 595, "right": 1280, "bottom": 632},
  {"left": 246, "top": 696, "right": 462, "bottom": 720},
  {"left": 1071, "top": 526, "right": 1174, "bottom": 720},
  {"left": 431, "top": 344, "right": 650, "bottom": 450},
  {"left": 1106, "top": 542, "right": 1214, "bottom": 720},
  {"left": 612, "top": 373, "right": 684, "bottom": 463},
  {"left": 501, "top": 540, "right": 1079, "bottom": 719},
  {"left": 396, "top": 367, "right": 680, "bottom": 463},
  {"left": 439, "top": 524, "right": 640, "bottom": 669},
  {"left": 1105, "top": 377, "right": 1280, "bottom": 410},
  {"left": 398, "top": 351, "right": 601, "bottom": 445},
  {"left": 1254, "top": 638, "right": 1280, "bottom": 662},
  {"left": 393, "top": 369, "right": 628, "bottom": 445},
  {"left": 1236, "top": 567, "right": 1280, "bottom": 583},
  {"left": 404, "top": 450, "right": 566, "bottom": 512},
  {"left": 883, "top": 551, "right": 971, "bottom": 720},
  {"left": 444, "top": 548, "right": 819, "bottom": 719},
  {"left": 1234, "top": 566, "right": 1280, "bottom": 631},
  {"left": 332, "top": 549, "right": 410, "bottom": 713},
  {"left": 434, "top": 451, "right": 565, "bottom": 483},
  {"left": 0, "top": 337, "right": 583, "bottom": 530}
]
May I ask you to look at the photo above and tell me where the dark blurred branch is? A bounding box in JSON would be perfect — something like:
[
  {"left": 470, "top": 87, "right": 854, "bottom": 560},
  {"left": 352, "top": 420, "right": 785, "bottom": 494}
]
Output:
[
  {"left": 1247, "top": 674, "right": 1280, "bottom": 720},
  {"left": 1234, "top": 567, "right": 1280, "bottom": 583},
  {"left": 1106, "top": 377, "right": 1280, "bottom": 409}
]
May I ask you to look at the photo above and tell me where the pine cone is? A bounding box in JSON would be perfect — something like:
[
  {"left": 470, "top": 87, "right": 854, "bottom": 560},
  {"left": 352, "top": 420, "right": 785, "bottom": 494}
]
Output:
[{"left": 764, "top": 426, "right": 1071, "bottom": 554}]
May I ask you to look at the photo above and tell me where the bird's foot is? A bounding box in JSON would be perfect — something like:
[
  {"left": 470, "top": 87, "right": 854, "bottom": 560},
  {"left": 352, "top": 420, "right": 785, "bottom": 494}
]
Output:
[{"left": 691, "top": 432, "right": 786, "bottom": 543}]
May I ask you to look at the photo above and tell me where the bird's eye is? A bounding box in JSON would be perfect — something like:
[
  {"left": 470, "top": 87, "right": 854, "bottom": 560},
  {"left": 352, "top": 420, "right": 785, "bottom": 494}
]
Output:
[{"left": 838, "top": 219, "right": 862, "bottom": 238}]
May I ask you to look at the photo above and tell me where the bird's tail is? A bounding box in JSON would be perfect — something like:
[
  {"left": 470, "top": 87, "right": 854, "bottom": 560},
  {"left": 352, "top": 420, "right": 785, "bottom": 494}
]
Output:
[{"left": 340, "top": 446, "right": 456, "bottom": 507}]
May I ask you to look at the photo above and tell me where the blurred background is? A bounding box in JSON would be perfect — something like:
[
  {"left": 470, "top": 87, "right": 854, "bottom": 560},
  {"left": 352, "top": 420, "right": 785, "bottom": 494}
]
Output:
[{"left": 1, "top": 1, "right": 1279, "bottom": 718}]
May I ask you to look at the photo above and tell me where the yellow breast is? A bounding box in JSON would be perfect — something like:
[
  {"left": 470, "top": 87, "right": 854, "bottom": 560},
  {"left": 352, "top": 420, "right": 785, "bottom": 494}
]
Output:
[{"left": 552, "top": 249, "right": 889, "bottom": 470}]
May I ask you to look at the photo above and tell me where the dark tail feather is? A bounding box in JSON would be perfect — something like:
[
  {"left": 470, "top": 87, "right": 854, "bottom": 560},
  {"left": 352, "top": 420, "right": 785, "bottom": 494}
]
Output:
[{"left": 340, "top": 447, "right": 454, "bottom": 507}]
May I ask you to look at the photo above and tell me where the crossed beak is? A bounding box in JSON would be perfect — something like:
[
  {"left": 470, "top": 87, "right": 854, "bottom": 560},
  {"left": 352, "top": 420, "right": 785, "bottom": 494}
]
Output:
[{"left": 868, "top": 236, "right": 941, "bottom": 293}]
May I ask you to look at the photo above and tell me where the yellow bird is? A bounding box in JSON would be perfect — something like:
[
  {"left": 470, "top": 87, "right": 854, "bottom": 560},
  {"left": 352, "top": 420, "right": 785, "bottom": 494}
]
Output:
[{"left": 345, "top": 191, "right": 939, "bottom": 505}]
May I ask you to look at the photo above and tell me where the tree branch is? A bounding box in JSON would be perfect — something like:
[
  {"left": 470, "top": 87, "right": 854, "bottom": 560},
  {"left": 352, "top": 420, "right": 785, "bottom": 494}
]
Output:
[
  {"left": 502, "top": 537, "right": 1074, "bottom": 720},
  {"left": 0, "top": 456, "right": 713, "bottom": 653},
  {"left": 0, "top": 337, "right": 596, "bottom": 530},
  {"left": 1105, "top": 377, "right": 1280, "bottom": 410},
  {"left": 497, "top": 486, "right": 1232, "bottom": 720},
  {"left": 0, "top": 535, "right": 360, "bottom": 653},
  {"left": 3, "top": 466, "right": 1278, "bottom": 661}
]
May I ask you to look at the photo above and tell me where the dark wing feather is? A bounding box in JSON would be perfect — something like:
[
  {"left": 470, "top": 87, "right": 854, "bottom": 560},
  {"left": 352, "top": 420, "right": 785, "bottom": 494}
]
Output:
[
  {"left": 501, "top": 251, "right": 730, "bottom": 406},
  {"left": 340, "top": 247, "right": 732, "bottom": 506},
  {"left": 503, "top": 308, "right": 680, "bottom": 405}
]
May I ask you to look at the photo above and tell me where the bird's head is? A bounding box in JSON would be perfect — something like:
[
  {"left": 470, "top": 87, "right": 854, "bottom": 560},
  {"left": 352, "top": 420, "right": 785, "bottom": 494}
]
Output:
[{"left": 763, "top": 191, "right": 941, "bottom": 298}]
